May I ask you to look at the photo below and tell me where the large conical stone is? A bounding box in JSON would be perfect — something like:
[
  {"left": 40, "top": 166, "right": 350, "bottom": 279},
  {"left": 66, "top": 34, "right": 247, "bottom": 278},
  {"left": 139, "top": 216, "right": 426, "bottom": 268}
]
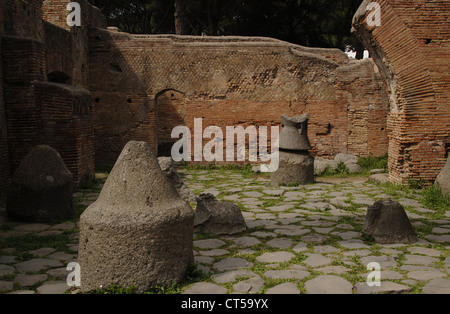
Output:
[
  {"left": 363, "top": 199, "right": 417, "bottom": 244},
  {"left": 78, "top": 141, "right": 195, "bottom": 293},
  {"left": 7, "top": 145, "right": 73, "bottom": 222}
]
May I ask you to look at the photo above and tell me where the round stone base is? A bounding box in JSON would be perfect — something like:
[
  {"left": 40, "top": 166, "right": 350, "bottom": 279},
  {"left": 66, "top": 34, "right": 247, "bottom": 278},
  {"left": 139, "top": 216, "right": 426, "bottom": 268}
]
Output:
[{"left": 270, "top": 151, "right": 314, "bottom": 187}]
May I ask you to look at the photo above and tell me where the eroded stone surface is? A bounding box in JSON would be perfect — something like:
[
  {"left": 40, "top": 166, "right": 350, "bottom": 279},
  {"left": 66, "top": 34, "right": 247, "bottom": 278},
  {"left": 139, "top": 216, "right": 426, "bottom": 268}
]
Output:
[
  {"left": 304, "top": 275, "right": 353, "bottom": 294},
  {"left": 2, "top": 167, "right": 449, "bottom": 295}
]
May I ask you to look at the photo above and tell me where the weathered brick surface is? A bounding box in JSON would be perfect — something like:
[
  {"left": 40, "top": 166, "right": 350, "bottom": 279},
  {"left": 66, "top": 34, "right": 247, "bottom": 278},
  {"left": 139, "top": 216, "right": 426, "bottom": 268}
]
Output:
[
  {"left": 0, "top": 0, "right": 47, "bottom": 189},
  {"left": 42, "top": 0, "right": 106, "bottom": 89},
  {"left": 353, "top": 0, "right": 450, "bottom": 184},
  {"left": 34, "top": 82, "right": 95, "bottom": 185},
  {"left": 0, "top": 1, "right": 7, "bottom": 189},
  {"left": 2, "top": 36, "right": 46, "bottom": 174},
  {"left": 1, "top": 0, "right": 45, "bottom": 40},
  {"left": 90, "top": 31, "right": 389, "bottom": 166},
  {"left": 0, "top": 0, "right": 100, "bottom": 187},
  {"left": 7, "top": 1, "right": 443, "bottom": 188}
]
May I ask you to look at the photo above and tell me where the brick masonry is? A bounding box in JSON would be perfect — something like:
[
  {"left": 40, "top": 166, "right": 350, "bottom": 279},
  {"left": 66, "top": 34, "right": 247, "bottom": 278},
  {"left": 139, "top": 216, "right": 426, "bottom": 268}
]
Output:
[
  {"left": 0, "top": 2, "right": 7, "bottom": 190},
  {"left": 0, "top": 0, "right": 103, "bottom": 188},
  {"left": 353, "top": 0, "right": 450, "bottom": 184},
  {"left": 34, "top": 81, "right": 95, "bottom": 184},
  {"left": 89, "top": 31, "right": 389, "bottom": 167},
  {"left": 2, "top": 0, "right": 446, "bottom": 189}
]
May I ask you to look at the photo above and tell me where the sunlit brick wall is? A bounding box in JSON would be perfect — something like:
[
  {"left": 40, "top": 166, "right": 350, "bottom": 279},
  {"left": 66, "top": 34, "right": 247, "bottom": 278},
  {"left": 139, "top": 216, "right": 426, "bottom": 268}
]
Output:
[
  {"left": 89, "top": 32, "right": 389, "bottom": 166},
  {"left": 353, "top": 0, "right": 450, "bottom": 184}
]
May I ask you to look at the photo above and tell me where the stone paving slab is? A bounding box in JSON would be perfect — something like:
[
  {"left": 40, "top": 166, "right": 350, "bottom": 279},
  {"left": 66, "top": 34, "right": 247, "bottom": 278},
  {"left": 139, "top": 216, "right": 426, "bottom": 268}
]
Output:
[
  {"left": 266, "top": 282, "right": 300, "bottom": 294},
  {"left": 422, "top": 278, "right": 450, "bottom": 294},
  {"left": 304, "top": 275, "right": 353, "bottom": 294},
  {"left": 233, "top": 276, "right": 265, "bottom": 293},
  {"left": 182, "top": 282, "right": 227, "bottom": 294},
  {"left": 355, "top": 281, "right": 411, "bottom": 294},
  {"left": 256, "top": 251, "right": 295, "bottom": 263},
  {"left": 212, "top": 258, "right": 253, "bottom": 272},
  {"left": 1, "top": 169, "right": 449, "bottom": 294},
  {"left": 36, "top": 281, "right": 69, "bottom": 294},
  {"left": 264, "top": 269, "right": 310, "bottom": 280}
]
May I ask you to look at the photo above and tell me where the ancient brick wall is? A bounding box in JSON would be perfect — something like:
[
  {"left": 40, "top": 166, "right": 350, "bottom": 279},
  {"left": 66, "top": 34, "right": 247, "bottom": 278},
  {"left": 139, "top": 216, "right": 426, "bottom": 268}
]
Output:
[
  {"left": 34, "top": 82, "right": 95, "bottom": 185},
  {"left": 0, "top": 1, "right": 391, "bottom": 186},
  {"left": 43, "top": 21, "right": 75, "bottom": 85},
  {"left": 337, "top": 59, "right": 389, "bottom": 157},
  {"left": 42, "top": 0, "right": 107, "bottom": 88},
  {"left": 1, "top": 0, "right": 45, "bottom": 40},
  {"left": 353, "top": 0, "right": 450, "bottom": 184},
  {"left": 0, "top": 0, "right": 100, "bottom": 187},
  {"left": 0, "top": 1, "right": 8, "bottom": 189},
  {"left": 2, "top": 36, "right": 46, "bottom": 174},
  {"left": 0, "top": 0, "right": 46, "bottom": 189},
  {"left": 89, "top": 31, "right": 389, "bottom": 166}
]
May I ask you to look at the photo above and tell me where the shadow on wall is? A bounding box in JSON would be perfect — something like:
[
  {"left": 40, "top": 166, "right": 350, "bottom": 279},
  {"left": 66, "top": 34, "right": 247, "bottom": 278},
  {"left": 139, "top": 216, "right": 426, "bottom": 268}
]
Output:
[
  {"left": 89, "top": 28, "right": 157, "bottom": 168},
  {"left": 155, "top": 89, "right": 187, "bottom": 157}
]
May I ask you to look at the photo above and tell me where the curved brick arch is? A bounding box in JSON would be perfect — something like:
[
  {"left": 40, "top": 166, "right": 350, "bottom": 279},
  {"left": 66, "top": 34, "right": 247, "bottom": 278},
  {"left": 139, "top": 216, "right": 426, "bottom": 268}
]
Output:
[
  {"left": 353, "top": 0, "right": 450, "bottom": 184},
  {"left": 155, "top": 89, "right": 187, "bottom": 157}
]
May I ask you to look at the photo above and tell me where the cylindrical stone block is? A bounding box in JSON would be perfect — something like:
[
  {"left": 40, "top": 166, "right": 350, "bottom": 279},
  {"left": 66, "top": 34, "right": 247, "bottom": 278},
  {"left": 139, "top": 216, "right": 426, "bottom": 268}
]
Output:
[
  {"left": 78, "top": 141, "right": 194, "bottom": 293},
  {"left": 271, "top": 150, "right": 314, "bottom": 187}
]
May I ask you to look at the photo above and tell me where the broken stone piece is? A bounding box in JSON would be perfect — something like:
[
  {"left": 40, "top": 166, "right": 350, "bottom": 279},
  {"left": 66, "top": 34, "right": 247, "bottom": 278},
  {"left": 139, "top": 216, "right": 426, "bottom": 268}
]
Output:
[
  {"left": 78, "top": 141, "right": 194, "bottom": 293},
  {"left": 7, "top": 145, "right": 73, "bottom": 222},
  {"left": 194, "top": 193, "right": 247, "bottom": 235},
  {"left": 363, "top": 199, "right": 417, "bottom": 244},
  {"left": 158, "top": 157, "right": 198, "bottom": 203}
]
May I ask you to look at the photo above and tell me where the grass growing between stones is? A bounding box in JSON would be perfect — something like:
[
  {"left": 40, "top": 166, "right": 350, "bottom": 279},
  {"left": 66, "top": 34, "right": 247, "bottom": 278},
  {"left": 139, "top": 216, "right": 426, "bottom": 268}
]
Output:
[
  {"left": 421, "top": 185, "right": 449, "bottom": 214},
  {"left": 80, "top": 262, "right": 210, "bottom": 294},
  {"left": 1, "top": 232, "right": 74, "bottom": 255},
  {"left": 357, "top": 154, "right": 388, "bottom": 175},
  {"left": 2, "top": 161, "right": 449, "bottom": 294},
  {"left": 376, "top": 181, "right": 449, "bottom": 218}
]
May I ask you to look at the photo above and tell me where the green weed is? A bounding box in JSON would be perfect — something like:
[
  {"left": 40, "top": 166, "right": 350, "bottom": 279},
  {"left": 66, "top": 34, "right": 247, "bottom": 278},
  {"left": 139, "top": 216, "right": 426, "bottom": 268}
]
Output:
[
  {"left": 357, "top": 154, "right": 388, "bottom": 175},
  {"left": 421, "top": 185, "right": 449, "bottom": 213}
]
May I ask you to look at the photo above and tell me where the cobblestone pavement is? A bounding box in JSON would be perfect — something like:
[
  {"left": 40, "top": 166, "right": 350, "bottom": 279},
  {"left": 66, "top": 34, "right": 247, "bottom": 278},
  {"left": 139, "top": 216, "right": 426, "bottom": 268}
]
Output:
[{"left": 0, "top": 169, "right": 449, "bottom": 294}]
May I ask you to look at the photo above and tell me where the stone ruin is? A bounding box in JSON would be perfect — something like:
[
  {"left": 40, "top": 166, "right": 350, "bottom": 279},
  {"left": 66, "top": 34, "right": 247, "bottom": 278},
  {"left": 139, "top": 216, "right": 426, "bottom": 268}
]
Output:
[
  {"left": 0, "top": 0, "right": 394, "bottom": 192},
  {"left": 363, "top": 199, "right": 417, "bottom": 244},
  {"left": 0, "top": 0, "right": 448, "bottom": 295},
  {"left": 157, "top": 157, "right": 248, "bottom": 235},
  {"left": 78, "top": 141, "right": 194, "bottom": 293},
  {"left": 0, "top": 0, "right": 448, "bottom": 191},
  {"left": 271, "top": 114, "right": 315, "bottom": 187},
  {"left": 157, "top": 157, "right": 198, "bottom": 203},
  {"left": 194, "top": 193, "right": 247, "bottom": 235},
  {"left": 7, "top": 145, "right": 73, "bottom": 222}
]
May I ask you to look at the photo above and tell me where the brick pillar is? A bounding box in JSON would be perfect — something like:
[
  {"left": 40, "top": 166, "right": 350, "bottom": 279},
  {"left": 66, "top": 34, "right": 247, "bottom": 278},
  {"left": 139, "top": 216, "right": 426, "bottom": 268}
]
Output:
[{"left": 353, "top": 0, "right": 450, "bottom": 184}]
